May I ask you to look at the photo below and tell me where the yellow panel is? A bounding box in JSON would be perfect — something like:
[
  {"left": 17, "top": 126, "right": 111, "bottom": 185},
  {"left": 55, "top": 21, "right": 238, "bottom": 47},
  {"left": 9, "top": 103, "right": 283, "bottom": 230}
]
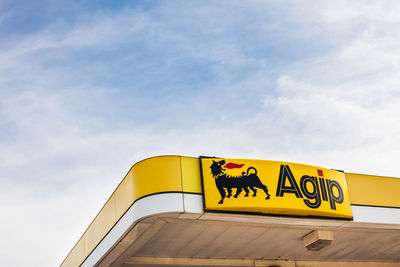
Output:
[
  {"left": 181, "top": 156, "right": 202, "bottom": 193},
  {"left": 128, "top": 156, "right": 183, "bottom": 200},
  {"left": 62, "top": 234, "right": 86, "bottom": 267},
  {"left": 345, "top": 172, "right": 400, "bottom": 208},
  {"left": 85, "top": 193, "right": 117, "bottom": 255},
  {"left": 114, "top": 170, "right": 136, "bottom": 217},
  {"left": 61, "top": 156, "right": 184, "bottom": 267},
  {"left": 201, "top": 158, "right": 352, "bottom": 219}
]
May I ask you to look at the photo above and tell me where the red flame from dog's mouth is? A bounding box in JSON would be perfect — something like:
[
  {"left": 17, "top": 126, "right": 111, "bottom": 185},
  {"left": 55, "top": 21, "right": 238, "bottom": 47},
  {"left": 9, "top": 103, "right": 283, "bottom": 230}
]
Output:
[{"left": 224, "top": 163, "right": 245, "bottom": 169}]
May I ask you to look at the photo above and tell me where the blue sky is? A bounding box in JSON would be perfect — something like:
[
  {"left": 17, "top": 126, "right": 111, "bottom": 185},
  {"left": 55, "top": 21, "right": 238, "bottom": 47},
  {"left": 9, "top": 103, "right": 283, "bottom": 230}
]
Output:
[{"left": 1, "top": 1, "right": 400, "bottom": 266}]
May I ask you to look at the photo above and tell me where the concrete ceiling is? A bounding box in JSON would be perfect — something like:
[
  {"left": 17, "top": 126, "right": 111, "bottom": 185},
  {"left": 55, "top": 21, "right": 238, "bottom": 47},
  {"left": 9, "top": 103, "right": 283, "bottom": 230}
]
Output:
[{"left": 96, "top": 212, "right": 400, "bottom": 267}]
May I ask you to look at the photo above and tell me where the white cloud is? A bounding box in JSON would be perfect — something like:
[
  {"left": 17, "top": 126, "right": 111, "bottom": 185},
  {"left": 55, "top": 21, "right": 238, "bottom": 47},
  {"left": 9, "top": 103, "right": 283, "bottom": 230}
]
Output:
[{"left": 1, "top": 1, "right": 400, "bottom": 266}]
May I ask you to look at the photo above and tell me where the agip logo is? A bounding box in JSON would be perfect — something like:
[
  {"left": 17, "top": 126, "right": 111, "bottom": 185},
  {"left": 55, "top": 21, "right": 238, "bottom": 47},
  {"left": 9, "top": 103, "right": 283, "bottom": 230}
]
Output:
[
  {"left": 276, "top": 165, "right": 345, "bottom": 211},
  {"left": 210, "top": 159, "right": 271, "bottom": 204},
  {"left": 200, "top": 158, "right": 352, "bottom": 219}
]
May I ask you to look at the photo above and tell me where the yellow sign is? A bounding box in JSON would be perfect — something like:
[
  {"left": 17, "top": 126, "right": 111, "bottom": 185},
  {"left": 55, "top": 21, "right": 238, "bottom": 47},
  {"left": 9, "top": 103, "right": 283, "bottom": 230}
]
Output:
[{"left": 200, "top": 158, "right": 353, "bottom": 219}]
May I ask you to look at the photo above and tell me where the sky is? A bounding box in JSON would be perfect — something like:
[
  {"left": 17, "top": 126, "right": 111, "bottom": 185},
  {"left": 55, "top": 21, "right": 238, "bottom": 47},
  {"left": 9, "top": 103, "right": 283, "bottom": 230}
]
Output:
[{"left": 1, "top": 0, "right": 400, "bottom": 266}]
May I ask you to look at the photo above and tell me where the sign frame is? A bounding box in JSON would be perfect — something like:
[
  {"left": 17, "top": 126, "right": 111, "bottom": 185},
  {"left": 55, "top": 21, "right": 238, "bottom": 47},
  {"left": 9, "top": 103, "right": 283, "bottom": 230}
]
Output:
[{"left": 199, "top": 156, "right": 353, "bottom": 220}]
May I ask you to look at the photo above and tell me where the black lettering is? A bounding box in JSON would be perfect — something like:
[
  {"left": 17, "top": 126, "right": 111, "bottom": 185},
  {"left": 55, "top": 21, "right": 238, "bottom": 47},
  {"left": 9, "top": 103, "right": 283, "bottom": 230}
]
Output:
[
  {"left": 326, "top": 179, "right": 344, "bottom": 210},
  {"left": 300, "top": 175, "right": 321, "bottom": 209},
  {"left": 319, "top": 177, "right": 328, "bottom": 201},
  {"left": 276, "top": 165, "right": 303, "bottom": 198}
]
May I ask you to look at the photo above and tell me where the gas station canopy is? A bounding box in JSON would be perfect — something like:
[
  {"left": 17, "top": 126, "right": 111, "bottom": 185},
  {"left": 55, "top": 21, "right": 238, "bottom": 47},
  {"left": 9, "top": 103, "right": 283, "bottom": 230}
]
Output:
[{"left": 61, "top": 156, "right": 400, "bottom": 267}]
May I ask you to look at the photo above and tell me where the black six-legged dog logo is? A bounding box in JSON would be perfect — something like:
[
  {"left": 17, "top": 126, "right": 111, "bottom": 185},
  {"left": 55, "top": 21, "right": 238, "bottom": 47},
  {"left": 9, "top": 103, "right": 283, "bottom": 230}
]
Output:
[{"left": 210, "top": 159, "right": 271, "bottom": 204}]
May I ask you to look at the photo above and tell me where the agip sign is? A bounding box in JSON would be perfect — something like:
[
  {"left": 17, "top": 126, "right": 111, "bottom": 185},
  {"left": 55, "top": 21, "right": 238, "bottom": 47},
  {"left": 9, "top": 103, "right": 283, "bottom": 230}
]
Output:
[{"left": 200, "top": 158, "right": 353, "bottom": 219}]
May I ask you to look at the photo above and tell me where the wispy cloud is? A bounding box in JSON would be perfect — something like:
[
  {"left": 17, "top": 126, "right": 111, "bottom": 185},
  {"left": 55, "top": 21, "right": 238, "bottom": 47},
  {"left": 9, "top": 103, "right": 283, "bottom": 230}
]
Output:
[{"left": 1, "top": 1, "right": 400, "bottom": 266}]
